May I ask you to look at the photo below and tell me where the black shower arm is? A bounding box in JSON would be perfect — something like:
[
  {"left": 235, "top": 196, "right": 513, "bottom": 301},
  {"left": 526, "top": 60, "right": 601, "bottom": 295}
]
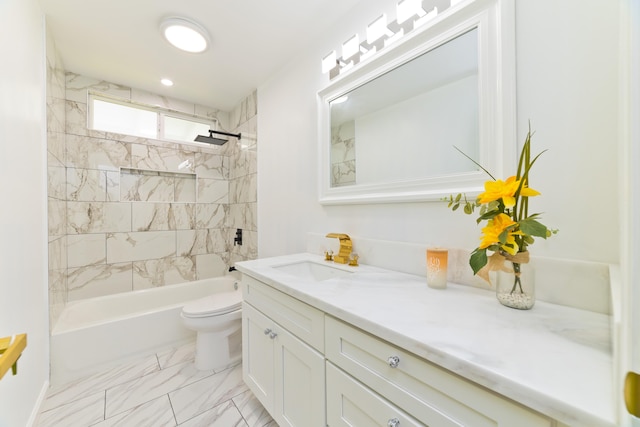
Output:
[{"left": 208, "top": 129, "right": 241, "bottom": 140}]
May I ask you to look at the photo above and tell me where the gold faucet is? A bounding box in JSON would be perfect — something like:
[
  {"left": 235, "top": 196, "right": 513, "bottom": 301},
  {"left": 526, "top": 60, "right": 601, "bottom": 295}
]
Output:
[{"left": 325, "top": 233, "right": 353, "bottom": 264}]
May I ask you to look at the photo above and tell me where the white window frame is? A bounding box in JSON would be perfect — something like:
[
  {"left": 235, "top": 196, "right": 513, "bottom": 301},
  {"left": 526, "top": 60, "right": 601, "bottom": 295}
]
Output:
[{"left": 88, "top": 92, "right": 218, "bottom": 146}]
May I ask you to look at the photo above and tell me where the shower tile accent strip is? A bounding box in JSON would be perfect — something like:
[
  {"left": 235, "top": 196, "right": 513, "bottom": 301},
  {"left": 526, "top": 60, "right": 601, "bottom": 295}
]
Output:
[{"left": 35, "top": 341, "right": 278, "bottom": 427}]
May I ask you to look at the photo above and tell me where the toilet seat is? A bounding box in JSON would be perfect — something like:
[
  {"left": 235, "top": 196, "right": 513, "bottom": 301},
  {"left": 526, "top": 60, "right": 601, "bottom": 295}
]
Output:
[{"left": 182, "top": 290, "right": 242, "bottom": 318}]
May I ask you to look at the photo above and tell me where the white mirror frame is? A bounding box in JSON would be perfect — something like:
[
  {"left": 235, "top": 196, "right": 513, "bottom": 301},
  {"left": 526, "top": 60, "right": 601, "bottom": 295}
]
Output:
[{"left": 317, "top": 0, "right": 516, "bottom": 205}]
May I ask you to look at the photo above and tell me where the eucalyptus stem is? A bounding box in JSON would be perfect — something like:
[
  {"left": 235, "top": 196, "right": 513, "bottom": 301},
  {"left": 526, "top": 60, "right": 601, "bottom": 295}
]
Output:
[{"left": 510, "top": 262, "right": 523, "bottom": 294}]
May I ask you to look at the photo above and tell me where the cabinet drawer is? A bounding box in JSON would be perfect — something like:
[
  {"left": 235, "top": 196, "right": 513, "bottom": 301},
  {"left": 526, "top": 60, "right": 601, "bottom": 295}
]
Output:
[
  {"left": 325, "top": 316, "right": 552, "bottom": 427},
  {"left": 242, "top": 275, "right": 325, "bottom": 352},
  {"left": 327, "top": 362, "right": 423, "bottom": 427}
]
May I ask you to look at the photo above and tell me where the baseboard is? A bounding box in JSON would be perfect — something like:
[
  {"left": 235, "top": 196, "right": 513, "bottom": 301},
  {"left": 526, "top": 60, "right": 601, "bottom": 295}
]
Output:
[{"left": 26, "top": 380, "right": 49, "bottom": 427}]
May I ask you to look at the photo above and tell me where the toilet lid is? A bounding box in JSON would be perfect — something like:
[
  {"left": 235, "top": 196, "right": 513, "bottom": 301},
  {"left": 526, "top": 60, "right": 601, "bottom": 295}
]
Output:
[{"left": 182, "top": 290, "right": 242, "bottom": 317}]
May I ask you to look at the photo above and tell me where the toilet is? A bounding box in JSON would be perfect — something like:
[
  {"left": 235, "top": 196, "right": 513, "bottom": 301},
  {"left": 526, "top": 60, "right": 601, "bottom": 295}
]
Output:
[{"left": 181, "top": 288, "right": 243, "bottom": 371}]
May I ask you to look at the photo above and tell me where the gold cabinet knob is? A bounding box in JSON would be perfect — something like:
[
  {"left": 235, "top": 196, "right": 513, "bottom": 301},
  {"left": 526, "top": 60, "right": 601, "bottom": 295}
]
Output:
[{"left": 625, "top": 371, "right": 640, "bottom": 417}]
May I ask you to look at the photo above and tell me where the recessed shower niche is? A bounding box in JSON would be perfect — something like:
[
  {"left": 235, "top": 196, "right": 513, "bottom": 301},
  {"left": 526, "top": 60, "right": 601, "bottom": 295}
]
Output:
[{"left": 120, "top": 167, "right": 197, "bottom": 203}]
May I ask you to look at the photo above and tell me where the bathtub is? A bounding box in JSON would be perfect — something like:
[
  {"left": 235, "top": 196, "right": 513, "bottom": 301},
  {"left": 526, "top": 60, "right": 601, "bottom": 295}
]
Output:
[{"left": 50, "top": 275, "right": 240, "bottom": 386}]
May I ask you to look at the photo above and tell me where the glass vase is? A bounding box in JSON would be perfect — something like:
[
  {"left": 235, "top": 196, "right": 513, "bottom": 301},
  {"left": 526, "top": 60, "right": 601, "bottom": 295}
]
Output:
[{"left": 495, "top": 255, "right": 535, "bottom": 310}]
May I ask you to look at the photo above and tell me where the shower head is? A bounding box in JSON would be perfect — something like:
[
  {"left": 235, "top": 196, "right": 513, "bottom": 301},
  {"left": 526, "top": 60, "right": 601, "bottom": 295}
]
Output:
[
  {"left": 194, "top": 129, "right": 241, "bottom": 145},
  {"left": 194, "top": 134, "right": 228, "bottom": 145}
]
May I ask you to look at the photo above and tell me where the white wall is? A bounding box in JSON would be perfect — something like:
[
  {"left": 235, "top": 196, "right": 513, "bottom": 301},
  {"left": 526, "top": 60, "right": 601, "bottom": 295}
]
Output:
[
  {"left": 257, "top": 0, "right": 621, "bottom": 266},
  {"left": 0, "top": 0, "right": 50, "bottom": 425}
]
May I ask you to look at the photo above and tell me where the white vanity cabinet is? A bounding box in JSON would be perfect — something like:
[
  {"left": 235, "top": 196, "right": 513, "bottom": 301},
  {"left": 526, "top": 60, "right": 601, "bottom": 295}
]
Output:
[
  {"left": 241, "top": 276, "right": 326, "bottom": 427},
  {"left": 325, "top": 316, "right": 553, "bottom": 427},
  {"left": 327, "top": 362, "right": 425, "bottom": 427}
]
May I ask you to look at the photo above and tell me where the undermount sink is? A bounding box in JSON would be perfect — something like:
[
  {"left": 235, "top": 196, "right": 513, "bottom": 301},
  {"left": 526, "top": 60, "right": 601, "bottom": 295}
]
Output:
[{"left": 273, "top": 260, "right": 354, "bottom": 281}]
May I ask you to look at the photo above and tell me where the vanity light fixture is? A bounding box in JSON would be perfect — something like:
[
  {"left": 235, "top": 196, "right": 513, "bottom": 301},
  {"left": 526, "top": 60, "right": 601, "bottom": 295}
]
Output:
[
  {"left": 384, "top": 28, "right": 405, "bottom": 47},
  {"left": 160, "top": 17, "right": 210, "bottom": 53},
  {"left": 322, "top": 51, "right": 338, "bottom": 74},
  {"left": 340, "top": 60, "right": 354, "bottom": 73},
  {"left": 321, "top": 0, "right": 445, "bottom": 79},
  {"left": 359, "top": 44, "right": 376, "bottom": 61},
  {"left": 397, "top": 0, "right": 426, "bottom": 24},
  {"left": 367, "top": 14, "right": 393, "bottom": 44},
  {"left": 342, "top": 34, "right": 360, "bottom": 60},
  {"left": 414, "top": 7, "right": 438, "bottom": 28}
]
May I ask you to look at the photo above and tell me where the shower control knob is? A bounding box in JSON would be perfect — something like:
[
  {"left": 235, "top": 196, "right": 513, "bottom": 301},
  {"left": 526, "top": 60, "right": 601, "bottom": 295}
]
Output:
[
  {"left": 264, "top": 328, "right": 272, "bottom": 335},
  {"left": 269, "top": 331, "right": 278, "bottom": 339},
  {"left": 388, "top": 418, "right": 400, "bottom": 427},
  {"left": 388, "top": 356, "right": 400, "bottom": 368}
]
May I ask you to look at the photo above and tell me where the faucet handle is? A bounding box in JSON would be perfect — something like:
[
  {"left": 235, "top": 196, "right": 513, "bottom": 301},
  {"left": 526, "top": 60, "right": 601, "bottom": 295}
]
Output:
[
  {"left": 348, "top": 254, "right": 359, "bottom": 267},
  {"left": 324, "top": 250, "right": 333, "bottom": 261},
  {"left": 326, "top": 233, "right": 350, "bottom": 240}
]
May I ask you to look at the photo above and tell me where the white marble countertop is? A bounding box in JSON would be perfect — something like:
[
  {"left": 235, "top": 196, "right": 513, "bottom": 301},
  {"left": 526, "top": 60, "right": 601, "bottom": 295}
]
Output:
[{"left": 236, "top": 252, "right": 616, "bottom": 427}]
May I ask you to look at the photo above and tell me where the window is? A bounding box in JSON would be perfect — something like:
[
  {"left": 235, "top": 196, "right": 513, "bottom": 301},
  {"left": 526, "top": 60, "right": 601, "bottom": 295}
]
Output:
[
  {"left": 163, "top": 115, "right": 212, "bottom": 144},
  {"left": 92, "top": 99, "right": 157, "bottom": 138},
  {"left": 89, "top": 93, "right": 217, "bottom": 145}
]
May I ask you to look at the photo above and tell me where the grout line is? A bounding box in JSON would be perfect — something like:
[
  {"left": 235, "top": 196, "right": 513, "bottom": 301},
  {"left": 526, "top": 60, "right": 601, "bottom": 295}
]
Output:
[
  {"left": 230, "top": 398, "right": 250, "bottom": 427},
  {"left": 167, "top": 393, "right": 178, "bottom": 426},
  {"left": 102, "top": 389, "right": 107, "bottom": 423}
]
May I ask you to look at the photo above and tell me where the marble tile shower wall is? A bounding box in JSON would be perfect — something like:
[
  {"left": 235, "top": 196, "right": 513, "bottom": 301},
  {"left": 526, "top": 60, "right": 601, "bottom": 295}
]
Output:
[
  {"left": 228, "top": 92, "right": 258, "bottom": 268},
  {"left": 46, "top": 31, "right": 68, "bottom": 329},
  {"left": 46, "top": 66, "right": 257, "bottom": 329}
]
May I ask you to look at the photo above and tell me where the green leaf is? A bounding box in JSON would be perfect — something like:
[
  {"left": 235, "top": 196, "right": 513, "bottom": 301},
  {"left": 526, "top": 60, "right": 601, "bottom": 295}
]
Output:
[
  {"left": 452, "top": 203, "right": 460, "bottom": 211},
  {"left": 477, "top": 209, "right": 500, "bottom": 222},
  {"left": 519, "top": 218, "right": 548, "bottom": 239},
  {"left": 464, "top": 203, "right": 473, "bottom": 214},
  {"left": 470, "top": 248, "right": 488, "bottom": 275},
  {"left": 498, "top": 229, "right": 508, "bottom": 244},
  {"left": 453, "top": 146, "right": 496, "bottom": 181},
  {"left": 455, "top": 193, "right": 462, "bottom": 202}
]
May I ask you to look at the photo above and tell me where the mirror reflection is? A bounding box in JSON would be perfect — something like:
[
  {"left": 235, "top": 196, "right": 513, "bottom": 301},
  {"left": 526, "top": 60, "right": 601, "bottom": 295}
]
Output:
[{"left": 329, "top": 28, "right": 479, "bottom": 188}]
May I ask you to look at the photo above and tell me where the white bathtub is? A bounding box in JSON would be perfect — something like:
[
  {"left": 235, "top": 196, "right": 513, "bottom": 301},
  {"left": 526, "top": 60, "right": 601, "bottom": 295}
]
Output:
[{"left": 50, "top": 275, "right": 240, "bottom": 386}]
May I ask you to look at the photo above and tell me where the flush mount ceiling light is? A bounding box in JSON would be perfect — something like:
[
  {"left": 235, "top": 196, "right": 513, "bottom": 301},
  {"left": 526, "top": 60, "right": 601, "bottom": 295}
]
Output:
[
  {"left": 160, "top": 17, "right": 210, "bottom": 53},
  {"left": 160, "top": 78, "right": 174, "bottom": 86}
]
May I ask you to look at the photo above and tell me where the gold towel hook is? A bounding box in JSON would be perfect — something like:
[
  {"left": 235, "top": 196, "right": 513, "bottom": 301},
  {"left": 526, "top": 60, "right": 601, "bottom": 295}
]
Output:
[{"left": 0, "top": 333, "right": 27, "bottom": 379}]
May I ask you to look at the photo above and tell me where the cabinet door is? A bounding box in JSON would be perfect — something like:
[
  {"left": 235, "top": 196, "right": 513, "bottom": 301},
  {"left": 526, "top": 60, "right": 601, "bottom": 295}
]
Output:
[
  {"left": 243, "top": 275, "right": 325, "bottom": 352},
  {"left": 242, "top": 302, "right": 275, "bottom": 411},
  {"left": 327, "top": 362, "right": 424, "bottom": 427},
  {"left": 274, "top": 325, "right": 326, "bottom": 427}
]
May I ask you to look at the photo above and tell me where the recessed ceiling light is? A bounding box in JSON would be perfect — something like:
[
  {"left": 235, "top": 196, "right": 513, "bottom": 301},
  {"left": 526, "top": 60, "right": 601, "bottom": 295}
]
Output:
[
  {"left": 161, "top": 78, "right": 174, "bottom": 86},
  {"left": 160, "top": 17, "right": 210, "bottom": 53}
]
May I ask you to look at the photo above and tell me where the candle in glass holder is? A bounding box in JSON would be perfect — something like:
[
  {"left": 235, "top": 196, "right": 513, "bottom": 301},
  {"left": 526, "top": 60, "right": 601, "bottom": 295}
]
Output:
[{"left": 426, "top": 248, "right": 448, "bottom": 289}]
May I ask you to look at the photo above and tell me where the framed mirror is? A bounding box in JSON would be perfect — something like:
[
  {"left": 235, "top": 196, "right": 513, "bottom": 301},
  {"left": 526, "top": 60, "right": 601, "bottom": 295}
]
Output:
[{"left": 317, "top": 0, "right": 516, "bottom": 204}]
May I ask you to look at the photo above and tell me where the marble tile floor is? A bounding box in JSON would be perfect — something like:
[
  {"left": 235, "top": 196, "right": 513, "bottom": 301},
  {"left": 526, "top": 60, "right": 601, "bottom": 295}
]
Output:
[{"left": 35, "top": 340, "right": 278, "bottom": 427}]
